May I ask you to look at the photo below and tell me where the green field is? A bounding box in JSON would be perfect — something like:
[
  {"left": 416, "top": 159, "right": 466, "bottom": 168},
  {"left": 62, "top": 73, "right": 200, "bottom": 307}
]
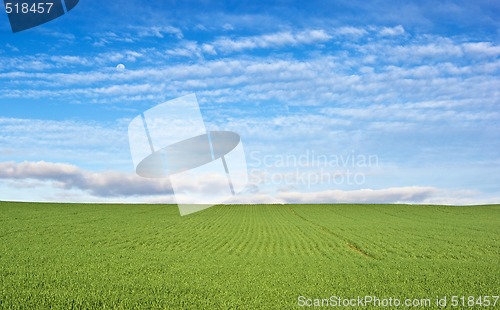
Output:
[{"left": 0, "top": 202, "right": 498, "bottom": 309}]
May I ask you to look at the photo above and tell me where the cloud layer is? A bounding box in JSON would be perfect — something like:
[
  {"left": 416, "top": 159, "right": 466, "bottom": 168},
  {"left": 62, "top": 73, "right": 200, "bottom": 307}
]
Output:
[
  {"left": 0, "top": 161, "right": 172, "bottom": 197},
  {"left": 0, "top": 161, "right": 497, "bottom": 205}
]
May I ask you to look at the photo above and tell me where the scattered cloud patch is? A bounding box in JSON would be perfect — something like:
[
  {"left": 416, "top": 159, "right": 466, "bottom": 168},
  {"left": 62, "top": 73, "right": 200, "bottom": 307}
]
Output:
[
  {"left": 212, "top": 29, "right": 332, "bottom": 53},
  {"left": 333, "top": 26, "right": 368, "bottom": 37},
  {"left": 134, "top": 25, "right": 184, "bottom": 39},
  {"left": 379, "top": 25, "right": 405, "bottom": 36},
  {"left": 5, "top": 43, "right": 19, "bottom": 52},
  {"left": 462, "top": 42, "right": 500, "bottom": 57}
]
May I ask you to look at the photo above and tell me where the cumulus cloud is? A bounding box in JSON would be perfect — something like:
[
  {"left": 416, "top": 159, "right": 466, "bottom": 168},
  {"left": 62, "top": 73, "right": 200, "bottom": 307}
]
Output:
[
  {"left": 462, "top": 42, "right": 500, "bottom": 57},
  {"left": 0, "top": 161, "right": 173, "bottom": 197},
  {"left": 0, "top": 160, "right": 243, "bottom": 200}
]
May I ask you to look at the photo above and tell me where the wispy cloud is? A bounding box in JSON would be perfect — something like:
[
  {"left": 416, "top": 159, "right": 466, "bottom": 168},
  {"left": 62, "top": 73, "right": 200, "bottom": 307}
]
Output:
[
  {"left": 133, "top": 25, "right": 184, "bottom": 39},
  {"left": 378, "top": 25, "right": 405, "bottom": 36},
  {"left": 87, "top": 25, "right": 183, "bottom": 47},
  {"left": 0, "top": 118, "right": 130, "bottom": 171},
  {"left": 5, "top": 43, "right": 19, "bottom": 52},
  {"left": 211, "top": 29, "right": 331, "bottom": 53},
  {"left": 2, "top": 28, "right": 498, "bottom": 109},
  {"left": 333, "top": 26, "right": 368, "bottom": 38}
]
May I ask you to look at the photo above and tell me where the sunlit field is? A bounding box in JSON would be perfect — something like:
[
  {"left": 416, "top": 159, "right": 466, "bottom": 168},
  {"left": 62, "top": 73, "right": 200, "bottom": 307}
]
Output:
[{"left": 1, "top": 202, "right": 498, "bottom": 309}]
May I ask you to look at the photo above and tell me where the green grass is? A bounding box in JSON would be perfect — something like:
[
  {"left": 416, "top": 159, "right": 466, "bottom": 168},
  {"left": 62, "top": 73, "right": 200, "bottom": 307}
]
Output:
[{"left": 0, "top": 202, "right": 498, "bottom": 309}]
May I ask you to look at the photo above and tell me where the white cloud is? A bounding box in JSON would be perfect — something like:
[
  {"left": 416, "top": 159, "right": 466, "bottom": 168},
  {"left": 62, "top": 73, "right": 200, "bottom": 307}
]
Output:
[
  {"left": 222, "top": 23, "right": 234, "bottom": 31},
  {"left": 462, "top": 42, "right": 500, "bottom": 57},
  {"left": 202, "top": 44, "right": 217, "bottom": 55},
  {"left": 379, "top": 25, "right": 405, "bottom": 36},
  {"left": 121, "top": 25, "right": 185, "bottom": 40},
  {"left": 3, "top": 31, "right": 497, "bottom": 111},
  {"left": 0, "top": 161, "right": 172, "bottom": 197},
  {"left": 333, "top": 26, "right": 368, "bottom": 37},
  {"left": 5, "top": 43, "right": 19, "bottom": 52},
  {"left": 277, "top": 186, "right": 437, "bottom": 203},
  {"left": 296, "top": 29, "right": 332, "bottom": 43},
  {"left": 0, "top": 117, "right": 130, "bottom": 172},
  {"left": 166, "top": 41, "right": 203, "bottom": 58},
  {"left": 88, "top": 26, "right": 183, "bottom": 47},
  {"left": 386, "top": 42, "right": 463, "bottom": 60},
  {"left": 51, "top": 55, "right": 92, "bottom": 66},
  {"left": 1, "top": 46, "right": 497, "bottom": 132},
  {"left": 212, "top": 29, "right": 332, "bottom": 53},
  {"left": 2, "top": 160, "right": 496, "bottom": 205},
  {"left": 226, "top": 187, "right": 499, "bottom": 205}
]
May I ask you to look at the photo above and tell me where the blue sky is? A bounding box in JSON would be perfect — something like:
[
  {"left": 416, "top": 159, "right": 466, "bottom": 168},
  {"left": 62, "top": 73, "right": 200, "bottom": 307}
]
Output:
[{"left": 0, "top": 0, "right": 499, "bottom": 204}]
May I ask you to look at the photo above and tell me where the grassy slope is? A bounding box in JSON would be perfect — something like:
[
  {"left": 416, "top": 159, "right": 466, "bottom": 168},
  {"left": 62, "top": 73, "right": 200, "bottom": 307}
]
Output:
[{"left": 0, "top": 202, "right": 498, "bottom": 309}]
